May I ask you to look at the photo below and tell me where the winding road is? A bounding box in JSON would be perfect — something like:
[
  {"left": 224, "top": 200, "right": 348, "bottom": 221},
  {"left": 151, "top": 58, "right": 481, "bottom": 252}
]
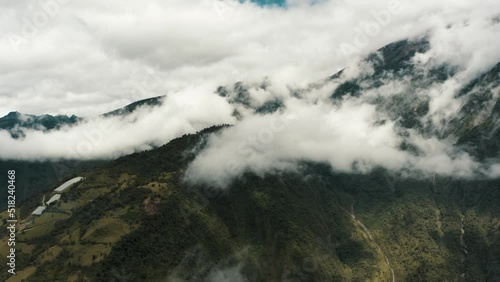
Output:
[
  {"left": 460, "top": 214, "right": 468, "bottom": 279},
  {"left": 350, "top": 201, "right": 396, "bottom": 282}
]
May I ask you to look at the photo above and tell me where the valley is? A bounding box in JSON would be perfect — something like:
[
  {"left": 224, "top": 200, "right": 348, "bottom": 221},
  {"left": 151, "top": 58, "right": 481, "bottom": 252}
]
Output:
[
  {"left": 0, "top": 126, "right": 498, "bottom": 281},
  {"left": 0, "top": 34, "right": 498, "bottom": 281}
]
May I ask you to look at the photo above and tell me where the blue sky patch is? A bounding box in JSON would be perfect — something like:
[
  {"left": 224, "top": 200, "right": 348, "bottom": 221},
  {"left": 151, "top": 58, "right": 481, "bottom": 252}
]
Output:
[{"left": 244, "top": 0, "right": 287, "bottom": 7}]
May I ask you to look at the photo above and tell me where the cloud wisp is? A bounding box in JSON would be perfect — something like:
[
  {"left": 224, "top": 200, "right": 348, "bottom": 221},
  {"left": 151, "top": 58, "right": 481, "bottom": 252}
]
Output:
[
  {"left": 1, "top": 0, "right": 499, "bottom": 116},
  {"left": 0, "top": 0, "right": 499, "bottom": 183},
  {"left": 0, "top": 87, "right": 235, "bottom": 160}
]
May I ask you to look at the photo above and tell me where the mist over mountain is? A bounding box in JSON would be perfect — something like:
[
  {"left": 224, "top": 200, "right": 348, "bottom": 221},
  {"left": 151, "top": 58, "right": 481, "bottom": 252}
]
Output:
[
  {"left": 0, "top": 0, "right": 499, "bottom": 281},
  {"left": 186, "top": 38, "right": 500, "bottom": 187},
  {"left": 0, "top": 96, "right": 165, "bottom": 138},
  {"left": 2, "top": 121, "right": 498, "bottom": 281},
  {"left": 2, "top": 37, "right": 497, "bottom": 183},
  {"left": 0, "top": 111, "right": 80, "bottom": 139}
]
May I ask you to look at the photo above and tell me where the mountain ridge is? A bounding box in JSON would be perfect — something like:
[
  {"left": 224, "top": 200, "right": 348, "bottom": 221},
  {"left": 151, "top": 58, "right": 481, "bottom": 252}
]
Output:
[
  {"left": 0, "top": 37, "right": 499, "bottom": 281},
  {"left": 0, "top": 95, "right": 166, "bottom": 139}
]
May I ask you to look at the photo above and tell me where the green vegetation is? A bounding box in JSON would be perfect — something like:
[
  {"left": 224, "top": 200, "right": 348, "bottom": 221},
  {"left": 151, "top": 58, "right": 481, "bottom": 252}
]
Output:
[
  {"left": 0, "top": 160, "right": 103, "bottom": 210},
  {"left": 0, "top": 126, "right": 498, "bottom": 281},
  {"left": 0, "top": 41, "right": 498, "bottom": 281},
  {"left": 0, "top": 112, "right": 80, "bottom": 139},
  {"left": 102, "top": 96, "right": 165, "bottom": 117}
]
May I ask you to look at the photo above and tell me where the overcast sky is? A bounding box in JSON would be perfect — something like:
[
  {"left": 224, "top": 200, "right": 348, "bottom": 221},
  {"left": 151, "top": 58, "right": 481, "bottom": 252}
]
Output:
[
  {"left": 1, "top": 0, "right": 498, "bottom": 117},
  {"left": 0, "top": 0, "right": 499, "bottom": 183}
]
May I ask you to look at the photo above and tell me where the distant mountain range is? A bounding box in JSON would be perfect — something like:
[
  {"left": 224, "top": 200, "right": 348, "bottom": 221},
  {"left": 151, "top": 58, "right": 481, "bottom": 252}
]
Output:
[
  {"left": 0, "top": 38, "right": 499, "bottom": 281},
  {"left": 0, "top": 112, "right": 81, "bottom": 139},
  {"left": 0, "top": 95, "right": 165, "bottom": 139},
  {"left": 0, "top": 96, "right": 165, "bottom": 209},
  {"left": 216, "top": 38, "right": 499, "bottom": 161}
]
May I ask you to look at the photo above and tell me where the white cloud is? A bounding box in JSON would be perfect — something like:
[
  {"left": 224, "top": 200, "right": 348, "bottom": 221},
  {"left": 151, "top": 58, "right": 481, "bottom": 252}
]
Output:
[
  {"left": 0, "top": 0, "right": 498, "bottom": 182},
  {"left": 184, "top": 91, "right": 483, "bottom": 187},
  {"left": 0, "top": 86, "right": 235, "bottom": 160},
  {"left": 1, "top": 0, "right": 498, "bottom": 116}
]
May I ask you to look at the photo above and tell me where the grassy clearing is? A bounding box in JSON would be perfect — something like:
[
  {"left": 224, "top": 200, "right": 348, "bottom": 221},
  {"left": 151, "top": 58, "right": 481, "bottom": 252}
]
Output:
[
  {"left": 5, "top": 266, "right": 36, "bottom": 282},
  {"left": 81, "top": 217, "right": 131, "bottom": 244},
  {"left": 38, "top": 245, "right": 63, "bottom": 263},
  {"left": 142, "top": 181, "right": 169, "bottom": 194},
  {"left": 77, "top": 187, "right": 111, "bottom": 206},
  {"left": 59, "top": 226, "right": 81, "bottom": 244},
  {"left": 0, "top": 238, "right": 10, "bottom": 257},
  {"left": 18, "top": 219, "right": 60, "bottom": 240},
  {"left": 30, "top": 211, "right": 68, "bottom": 225},
  {"left": 66, "top": 243, "right": 111, "bottom": 266},
  {"left": 17, "top": 243, "right": 35, "bottom": 255}
]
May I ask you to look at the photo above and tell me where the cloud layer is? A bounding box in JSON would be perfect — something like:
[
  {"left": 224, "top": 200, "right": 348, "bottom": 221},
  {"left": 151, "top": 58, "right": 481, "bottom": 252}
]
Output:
[
  {"left": 184, "top": 78, "right": 492, "bottom": 187},
  {"left": 0, "top": 88, "right": 235, "bottom": 160},
  {"left": 1, "top": 0, "right": 498, "bottom": 116},
  {"left": 1, "top": 0, "right": 499, "bottom": 183}
]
